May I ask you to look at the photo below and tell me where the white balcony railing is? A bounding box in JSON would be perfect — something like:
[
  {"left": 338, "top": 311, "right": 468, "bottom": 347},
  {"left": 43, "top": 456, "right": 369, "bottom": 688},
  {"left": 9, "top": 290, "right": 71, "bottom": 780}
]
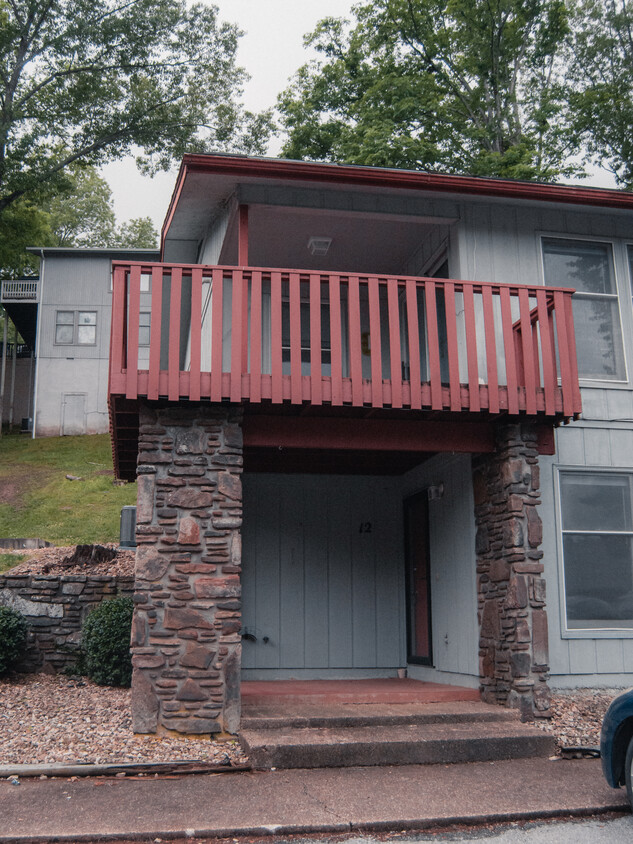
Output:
[{"left": 1, "top": 279, "right": 39, "bottom": 302}]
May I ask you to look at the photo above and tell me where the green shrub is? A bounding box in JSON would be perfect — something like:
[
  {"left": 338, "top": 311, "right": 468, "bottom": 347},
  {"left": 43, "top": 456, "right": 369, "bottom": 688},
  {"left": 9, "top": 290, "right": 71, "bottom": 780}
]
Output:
[
  {"left": 0, "top": 605, "right": 27, "bottom": 675},
  {"left": 81, "top": 596, "right": 134, "bottom": 687}
]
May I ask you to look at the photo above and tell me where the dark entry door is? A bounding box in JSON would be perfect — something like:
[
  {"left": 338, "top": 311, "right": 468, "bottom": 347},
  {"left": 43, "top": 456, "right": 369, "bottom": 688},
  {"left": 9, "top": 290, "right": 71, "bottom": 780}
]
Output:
[{"left": 404, "top": 491, "right": 432, "bottom": 664}]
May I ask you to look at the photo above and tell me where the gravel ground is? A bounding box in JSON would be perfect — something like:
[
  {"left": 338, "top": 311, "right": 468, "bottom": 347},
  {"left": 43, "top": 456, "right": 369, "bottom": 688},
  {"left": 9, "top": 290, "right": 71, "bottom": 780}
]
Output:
[
  {"left": 1, "top": 547, "right": 246, "bottom": 767},
  {"left": 0, "top": 673, "right": 624, "bottom": 766},
  {"left": 0, "top": 673, "right": 248, "bottom": 766},
  {"left": 5, "top": 544, "right": 135, "bottom": 578},
  {"left": 534, "top": 688, "right": 628, "bottom": 752}
]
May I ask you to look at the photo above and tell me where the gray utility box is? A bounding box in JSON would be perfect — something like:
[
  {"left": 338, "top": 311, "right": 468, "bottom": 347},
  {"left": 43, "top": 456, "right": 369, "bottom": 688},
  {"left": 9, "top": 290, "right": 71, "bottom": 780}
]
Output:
[{"left": 120, "top": 505, "right": 137, "bottom": 548}]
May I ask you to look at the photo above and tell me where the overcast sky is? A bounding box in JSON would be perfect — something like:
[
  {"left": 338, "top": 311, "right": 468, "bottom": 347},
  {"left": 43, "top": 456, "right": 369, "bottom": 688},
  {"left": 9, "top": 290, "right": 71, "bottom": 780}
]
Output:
[{"left": 102, "top": 0, "right": 357, "bottom": 230}]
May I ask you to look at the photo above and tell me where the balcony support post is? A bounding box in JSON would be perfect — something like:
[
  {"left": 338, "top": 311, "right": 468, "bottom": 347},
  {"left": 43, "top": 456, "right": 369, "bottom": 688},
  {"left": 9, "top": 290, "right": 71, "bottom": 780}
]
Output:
[
  {"left": 238, "top": 204, "right": 249, "bottom": 266},
  {"left": 131, "top": 403, "right": 243, "bottom": 736},
  {"left": 472, "top": 422, "right": 551, "bottom": 720}
]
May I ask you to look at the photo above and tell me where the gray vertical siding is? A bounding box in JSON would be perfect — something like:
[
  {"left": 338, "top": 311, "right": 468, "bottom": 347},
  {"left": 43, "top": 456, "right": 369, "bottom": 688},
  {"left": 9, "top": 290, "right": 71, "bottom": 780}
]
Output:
[
  {"left": 241, "top": 473, "right": 406, "bottom": 678},
  {"left": 543, "top": 420, "right": 633, "bottom": 686}
]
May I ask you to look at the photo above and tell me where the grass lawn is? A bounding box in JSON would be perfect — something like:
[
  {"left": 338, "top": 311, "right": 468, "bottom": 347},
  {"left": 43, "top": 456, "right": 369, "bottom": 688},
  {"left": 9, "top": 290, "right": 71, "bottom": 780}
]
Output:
[
  {"left": 0, "top": 552, "right": 26, "bottom": 573},
  {"left": 0, "top": 432, "right": 137, "bottom": 546}
]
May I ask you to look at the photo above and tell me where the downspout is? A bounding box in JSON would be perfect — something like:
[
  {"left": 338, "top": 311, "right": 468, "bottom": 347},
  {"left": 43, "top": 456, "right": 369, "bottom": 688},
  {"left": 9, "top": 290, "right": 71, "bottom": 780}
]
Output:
[
  {"left": 31, "top": 249, "right": 45, "bottom": 438},
  {"left": 0, "top": 310, "right": 7, "bottom": 433},
  {"left": 9, "top": 336, "right": 16, "bottom": 426}
]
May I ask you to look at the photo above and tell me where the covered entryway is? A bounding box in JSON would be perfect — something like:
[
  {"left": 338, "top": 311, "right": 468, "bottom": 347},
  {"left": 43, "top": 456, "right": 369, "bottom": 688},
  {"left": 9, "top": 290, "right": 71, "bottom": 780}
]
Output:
[{"left": 241, "top": 473, "right": 406, "bottom": 678}]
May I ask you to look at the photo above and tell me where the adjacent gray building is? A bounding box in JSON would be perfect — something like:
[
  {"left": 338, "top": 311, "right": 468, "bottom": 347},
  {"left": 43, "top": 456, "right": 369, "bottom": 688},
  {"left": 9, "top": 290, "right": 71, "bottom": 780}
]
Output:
[{"left": 1, "top": 247, "right": 158, "bottom": 436}]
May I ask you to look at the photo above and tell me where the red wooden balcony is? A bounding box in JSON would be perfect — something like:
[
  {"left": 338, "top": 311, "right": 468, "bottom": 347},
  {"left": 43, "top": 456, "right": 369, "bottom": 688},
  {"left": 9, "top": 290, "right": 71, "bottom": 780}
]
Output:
[
  {"left": 110, "top": 261, "right": 581, "bottom": 414},
  {"left": 109, "top": 262, "right": 581, "bottom": 476}
]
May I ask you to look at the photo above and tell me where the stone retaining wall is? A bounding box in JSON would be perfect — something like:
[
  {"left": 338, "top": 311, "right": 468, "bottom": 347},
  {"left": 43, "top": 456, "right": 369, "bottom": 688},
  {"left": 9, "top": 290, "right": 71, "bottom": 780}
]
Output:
[{"left": 0, "top": 573, "right": 134, "bottom": 672}]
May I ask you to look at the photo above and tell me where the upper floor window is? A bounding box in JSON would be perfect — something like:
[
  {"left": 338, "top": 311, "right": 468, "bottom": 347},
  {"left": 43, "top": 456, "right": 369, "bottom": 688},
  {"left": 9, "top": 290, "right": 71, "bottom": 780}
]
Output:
[
  {"left": 138, "top": 312, "right": 151, "bottom": 346},
  {"left": 542, "top": 237, "right": 625, "bottom": 381},
  {"left": 55, "top": 311, "right": 97, "bottom": 345},
  {"left": 559, "top": 471, "right": 633, "bottom": 631}
]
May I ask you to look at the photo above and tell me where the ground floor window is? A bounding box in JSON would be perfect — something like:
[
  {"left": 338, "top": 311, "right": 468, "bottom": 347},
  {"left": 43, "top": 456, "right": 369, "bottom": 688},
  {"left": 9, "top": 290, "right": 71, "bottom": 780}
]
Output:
[{"left": 559, "top": 470, "right": 633, "bottom": 630}]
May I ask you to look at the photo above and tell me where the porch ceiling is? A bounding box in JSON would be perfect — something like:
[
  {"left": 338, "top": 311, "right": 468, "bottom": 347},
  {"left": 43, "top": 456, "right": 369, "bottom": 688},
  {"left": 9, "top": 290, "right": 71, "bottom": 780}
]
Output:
[
  {"left": 220, "top": 205, "right": 448, "bottom": 275},
  {"left": 244, "top": 446, "right": 434, "bottom": 475}
]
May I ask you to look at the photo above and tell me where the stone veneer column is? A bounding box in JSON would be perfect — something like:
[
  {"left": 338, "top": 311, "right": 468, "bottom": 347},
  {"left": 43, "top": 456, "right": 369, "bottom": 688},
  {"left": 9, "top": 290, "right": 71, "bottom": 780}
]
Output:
[
  {"left": 472, "top": 422, "right": 550, "bottom": 719},
  {"left": 131, "top": 404, "right": 243, "bottom": 735}
]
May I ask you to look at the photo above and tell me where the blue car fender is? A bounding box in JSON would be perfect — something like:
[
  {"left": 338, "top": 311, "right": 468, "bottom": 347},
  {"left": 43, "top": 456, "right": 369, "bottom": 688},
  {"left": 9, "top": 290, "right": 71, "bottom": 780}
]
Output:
[{"left": 600, "top": 688, "right": 633, "bottom": 788}]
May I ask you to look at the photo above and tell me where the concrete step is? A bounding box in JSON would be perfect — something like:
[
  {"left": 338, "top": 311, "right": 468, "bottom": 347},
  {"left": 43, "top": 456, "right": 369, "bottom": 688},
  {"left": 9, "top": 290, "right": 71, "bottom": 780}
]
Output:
[
  {"left": 241, "top": 700, "right": 520, "bottom": 731},
  {"left": 239, "top": 719, "right": 555, "bottom": 770}
]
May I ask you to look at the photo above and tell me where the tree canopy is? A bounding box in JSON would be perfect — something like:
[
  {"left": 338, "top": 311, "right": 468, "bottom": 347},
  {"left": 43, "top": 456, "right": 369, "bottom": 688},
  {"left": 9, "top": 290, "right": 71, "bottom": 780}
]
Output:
[
  {"left": 568, "top": 0, "right": 633, "bottom": 188},
  {"left": 279, "top": 0, "right": 575, "bottom": 181},
  {"left": 0, "top": 0, "right": 272, "bottom": 216},
  {"left": 42, "top": 165, "right": 158, "bottom": 248},
  {"left": 0, "top": 164, "right": 157, "bottom": 278}
]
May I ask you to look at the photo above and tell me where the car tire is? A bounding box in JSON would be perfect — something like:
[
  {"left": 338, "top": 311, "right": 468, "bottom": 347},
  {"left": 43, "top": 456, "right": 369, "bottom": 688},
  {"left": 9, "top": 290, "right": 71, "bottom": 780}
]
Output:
[{"left": 626, "top": 735, "right": 633, "bottom": 812}]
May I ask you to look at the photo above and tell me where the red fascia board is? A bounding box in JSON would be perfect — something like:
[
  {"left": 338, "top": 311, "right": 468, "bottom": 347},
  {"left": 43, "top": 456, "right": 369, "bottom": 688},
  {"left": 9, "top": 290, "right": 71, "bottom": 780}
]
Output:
[
  {"left": 243, "top": 416, "right": 496, "bottom": 453},
  {"left": 242, "top": 416, "right": 556, "bottom": 456},
  {"left": 160, "top": 162, "right": 189, "bottom": 260},
  {"left": 179, "top": 154, "right": 633, "bottom": 211}
]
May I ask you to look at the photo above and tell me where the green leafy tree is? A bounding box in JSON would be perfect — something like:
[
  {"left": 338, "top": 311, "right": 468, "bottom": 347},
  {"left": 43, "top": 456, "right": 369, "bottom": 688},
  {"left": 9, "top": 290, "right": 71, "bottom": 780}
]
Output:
[
  {"left": 0, "top": 199, "right": 53, "bottom": 277},
  {"left": 0, "top": 164, "right": 158, "bottom": 276},
  {"left": 278, "top": 0, "right": 576, "bottom": 180},
  {"left": 43, "top": 165, "right": 116, "bottom": 247},
  {"left": 113, "top": 216, "right": 158, "bottom": 249},
  {"left": 0, "top": 0, "right": 272, "bottom": 217},
  {"left": 567, "top": 0, "right": 633, "bottom": 187},
  {"left": 42, "top": 164, "right": 158, "bottom": 248}
]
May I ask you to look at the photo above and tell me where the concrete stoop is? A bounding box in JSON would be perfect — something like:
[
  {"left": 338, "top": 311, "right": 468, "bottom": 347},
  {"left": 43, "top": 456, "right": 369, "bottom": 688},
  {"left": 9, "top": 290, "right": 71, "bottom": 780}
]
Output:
[{"left": 239, "top": 702, "right": 555, "bottom": 770}]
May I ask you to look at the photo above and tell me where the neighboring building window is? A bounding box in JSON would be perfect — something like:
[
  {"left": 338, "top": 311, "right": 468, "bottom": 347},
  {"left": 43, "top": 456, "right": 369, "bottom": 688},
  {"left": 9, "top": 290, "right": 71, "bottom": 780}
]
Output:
[
  {"left": 77, "top": 311, "right": 97, "bottom": 344},
  {"left": 55, "top": 311, "right": 75, "bottom": 344},
  {"left": 138, "top": 312, "right": 151, "bottom": 346},
  {"left": 559, "top": 471, "right": 633, "bottom": 630},
  {"left": 55, "top": 311, "right": 97, "bottom": 345},
  {"left": 542, "top": 237, "right": 625, "bottom": 381},
  {"left": 140, "top": 273, "right": 151, "bottom": 292}
]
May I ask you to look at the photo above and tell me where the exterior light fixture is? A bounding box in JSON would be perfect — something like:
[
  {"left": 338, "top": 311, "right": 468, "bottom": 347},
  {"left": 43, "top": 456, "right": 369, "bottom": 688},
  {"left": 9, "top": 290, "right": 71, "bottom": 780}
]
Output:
[
  {"left": 307, "top": 236, "right": 332, "bottom": 256},
  {"left": 427, "top": 484, "right": 444, "bottom": 501}
]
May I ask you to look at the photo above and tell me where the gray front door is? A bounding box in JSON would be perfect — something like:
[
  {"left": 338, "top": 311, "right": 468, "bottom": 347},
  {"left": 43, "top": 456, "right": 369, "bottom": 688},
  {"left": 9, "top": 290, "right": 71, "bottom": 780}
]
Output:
[{"left": 241, "top": 473, "right": 406, "bottom": 678}]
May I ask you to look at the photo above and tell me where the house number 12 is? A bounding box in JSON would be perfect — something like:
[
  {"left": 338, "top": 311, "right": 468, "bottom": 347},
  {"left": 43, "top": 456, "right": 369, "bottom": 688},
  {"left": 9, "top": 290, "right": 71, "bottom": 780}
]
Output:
[{"left": 359, "top": 522, "right": 372, "bottom": 533}]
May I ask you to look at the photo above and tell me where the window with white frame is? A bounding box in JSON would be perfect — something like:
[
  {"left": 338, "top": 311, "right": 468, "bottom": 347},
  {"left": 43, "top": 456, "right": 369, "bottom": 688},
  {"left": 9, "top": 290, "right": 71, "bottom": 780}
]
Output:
[
  {"left": 138, "top": 312, "right": 151, "bottom": 346},
  {"left": 280, "top": 280, "right": 334, "bottom": 376},
  {"left": 55, "top": 311, "right": 97, "bottom": 345},
  {"left": 542, "top": 238, "right": 625, "bottom": 381},
  {"left": 109, "top": 272, "right": 151, "bottom": 292},
  {"left": 559, "top": 471, "right": 633, "bottom": 630}
]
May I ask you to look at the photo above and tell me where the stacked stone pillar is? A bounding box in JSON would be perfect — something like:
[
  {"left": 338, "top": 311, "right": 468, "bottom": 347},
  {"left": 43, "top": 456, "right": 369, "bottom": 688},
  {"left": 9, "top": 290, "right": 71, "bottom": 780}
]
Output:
[
  {"left": 473, "top": 423, "right": 550, "bottom": 719},
  {"left": 131, "top": 404, "right": 243, "bottom": 735}
]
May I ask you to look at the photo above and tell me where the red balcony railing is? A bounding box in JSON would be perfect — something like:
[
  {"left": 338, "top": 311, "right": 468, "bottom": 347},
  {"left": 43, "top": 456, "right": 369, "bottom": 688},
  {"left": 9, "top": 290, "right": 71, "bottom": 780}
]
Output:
[{"left": 109, "top": 262, "right": 582, "bottom": 421}]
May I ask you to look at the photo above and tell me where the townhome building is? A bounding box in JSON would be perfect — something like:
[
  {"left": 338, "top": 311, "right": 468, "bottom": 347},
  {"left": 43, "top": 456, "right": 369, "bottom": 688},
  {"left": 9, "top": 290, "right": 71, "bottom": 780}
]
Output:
[
  {"left": 7, "top": 153, "right": 633, "bottom": 737},
  {"left": 105, "top": 154, "right": 633, "bottom": 736}
]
